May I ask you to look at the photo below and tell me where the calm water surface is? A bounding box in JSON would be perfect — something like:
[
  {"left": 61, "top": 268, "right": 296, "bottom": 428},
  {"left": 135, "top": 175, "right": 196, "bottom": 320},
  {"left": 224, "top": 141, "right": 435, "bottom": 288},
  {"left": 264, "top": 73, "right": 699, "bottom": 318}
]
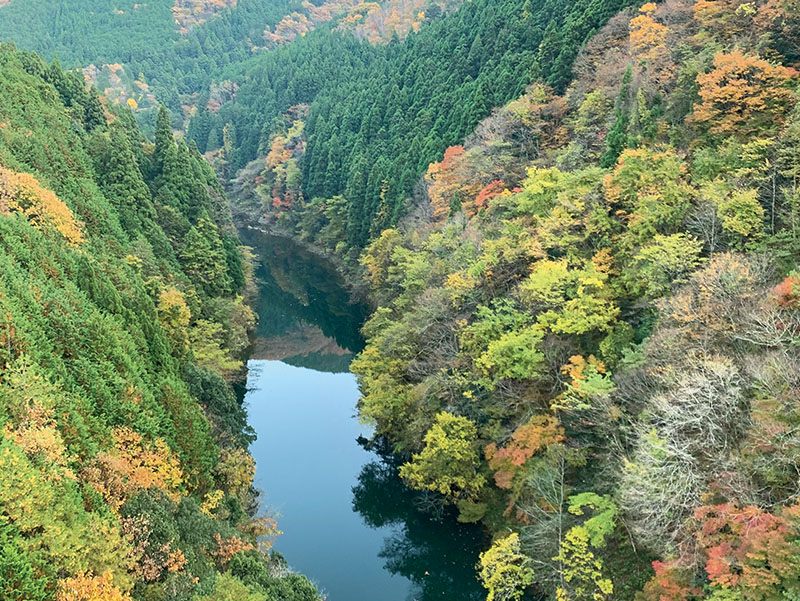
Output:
[{"left": 240, "top": 229, "right": 486, "bottom": 601}]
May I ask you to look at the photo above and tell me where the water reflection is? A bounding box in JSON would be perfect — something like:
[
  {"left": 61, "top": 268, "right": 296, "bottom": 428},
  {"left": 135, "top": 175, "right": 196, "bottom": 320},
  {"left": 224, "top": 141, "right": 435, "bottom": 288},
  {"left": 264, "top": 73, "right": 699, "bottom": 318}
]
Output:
[
  {"left": 242, "top": 229, "right": 485, "bottom": 600},
  {"left": 352, "top": 458, "right": 486, "bottom": 601},
  {"left": 239, "top": 227, "right": 368, "bottom": 370}
]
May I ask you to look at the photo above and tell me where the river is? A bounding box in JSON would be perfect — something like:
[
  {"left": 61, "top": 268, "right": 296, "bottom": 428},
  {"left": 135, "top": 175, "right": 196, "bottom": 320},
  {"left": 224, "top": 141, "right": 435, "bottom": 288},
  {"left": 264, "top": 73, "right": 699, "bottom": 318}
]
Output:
[{"left": 238, "top": 228, "right": 487, "bottom": 601}]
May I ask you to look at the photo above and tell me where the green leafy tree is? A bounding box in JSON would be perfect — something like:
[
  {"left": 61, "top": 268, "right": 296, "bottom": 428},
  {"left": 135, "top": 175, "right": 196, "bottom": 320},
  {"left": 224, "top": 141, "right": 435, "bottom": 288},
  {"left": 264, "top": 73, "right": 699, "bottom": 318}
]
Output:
[
  {"left": 601, "top": 66, "right": 634, "bottom": 168},
  {"left": 476, "top": 324, "right": 547, "bottom": 383},
  {"left": 180, "top": 216, "right": 233, "bottom": 297},
  {"left": 478, "top": 533, "right": 535, "bottom": 601},
  {"left": 567, "top": 494, "right": 617, "bottom": 548},
  {"left": 554, "top": 527, "right": 614, "bottom": 601},
  {"left": 704, "top": 182, "right": 765, "bottom": 247},
  {"left": 0, "top": 524, "right": 51, "bottom": 601},
  {"left": 625, "top": 233, "right": 704, "bottom": 298},
  {"left": 399, "top": 412, "right": 486, "bottom": 500}
]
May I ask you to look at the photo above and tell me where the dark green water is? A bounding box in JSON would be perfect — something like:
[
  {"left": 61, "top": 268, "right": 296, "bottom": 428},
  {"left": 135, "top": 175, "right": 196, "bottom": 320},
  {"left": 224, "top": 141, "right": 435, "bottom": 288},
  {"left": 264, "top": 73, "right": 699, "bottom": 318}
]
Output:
[{"left": 239, "top": 229, "right": 487, "bottom": 601}]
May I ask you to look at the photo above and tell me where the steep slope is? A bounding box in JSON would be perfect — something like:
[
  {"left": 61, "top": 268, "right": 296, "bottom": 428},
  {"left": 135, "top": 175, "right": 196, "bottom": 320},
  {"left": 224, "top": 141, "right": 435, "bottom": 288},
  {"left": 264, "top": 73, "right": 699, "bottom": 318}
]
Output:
[
  {"left": 351, "top": 1, "right": 800, "bottom": 600},
  {"left": 0, "top": 44, "right": 319, "bottom": 601},
  {"left": 0, "top": 0, "right": 633, "bottom": 255},
  {"left": 0, "top": 0, "right": 178, "bottom": 65},
  {"left": 0, "top": 0, "right": 457, "bottom": 119},
  {"left": 261, "top": 0, "right": 464, "bottom": 47},
  {"left": 3, "top": 0, "right": 799, "bottom": 599}
]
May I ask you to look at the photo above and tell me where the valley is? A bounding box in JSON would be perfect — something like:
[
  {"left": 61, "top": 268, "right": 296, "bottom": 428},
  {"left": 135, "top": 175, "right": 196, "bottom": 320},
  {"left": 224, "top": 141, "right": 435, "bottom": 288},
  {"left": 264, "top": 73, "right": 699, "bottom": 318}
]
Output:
[{"left": 1, "top": 0, "right": 800, "bottom": 600}]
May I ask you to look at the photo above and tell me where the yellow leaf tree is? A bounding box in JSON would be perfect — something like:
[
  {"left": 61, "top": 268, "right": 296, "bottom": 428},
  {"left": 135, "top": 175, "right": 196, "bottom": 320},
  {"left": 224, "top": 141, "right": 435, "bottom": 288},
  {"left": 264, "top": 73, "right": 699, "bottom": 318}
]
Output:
[{"left": 0, "top": 168, "right": 84, "bottom": 245}]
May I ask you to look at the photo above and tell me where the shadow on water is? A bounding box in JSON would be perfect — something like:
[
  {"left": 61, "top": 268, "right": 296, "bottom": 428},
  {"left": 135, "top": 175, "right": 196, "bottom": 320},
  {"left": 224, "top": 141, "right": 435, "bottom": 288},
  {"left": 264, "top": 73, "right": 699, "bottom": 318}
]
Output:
[
  {"left": 352, "top": 457, "right": 487, "bottom": 601},
  {"left": 241, "top": 228, "right": 486, "bottom": 600},
  {"left": 239, "top": 227, "right": 368, "bottom": 369}
]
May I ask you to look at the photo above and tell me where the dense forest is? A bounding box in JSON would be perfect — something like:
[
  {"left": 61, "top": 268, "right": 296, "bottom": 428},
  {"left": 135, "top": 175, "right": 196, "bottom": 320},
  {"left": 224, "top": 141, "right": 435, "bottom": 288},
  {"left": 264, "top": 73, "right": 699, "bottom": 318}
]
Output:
[
  {"left": 0, "top": 45, "right": 319, "bottom": 601},
  {"left": 0, "top": 0, "right": 457, "bottom": 119},
  {"left": 2, "top": 0, "right": 800, "bottom": 600},
  {"left": 0, "top": 0, "right": 631, "bottom": 252},
  {"left": 0, "top": 0, "right": 316, "bottom": 111},
  {"left": 349, "top": 1, "right": 800, "bottom": 600},
  {"left": 196, "top": 0, "right": 635, "bottom": 249}
]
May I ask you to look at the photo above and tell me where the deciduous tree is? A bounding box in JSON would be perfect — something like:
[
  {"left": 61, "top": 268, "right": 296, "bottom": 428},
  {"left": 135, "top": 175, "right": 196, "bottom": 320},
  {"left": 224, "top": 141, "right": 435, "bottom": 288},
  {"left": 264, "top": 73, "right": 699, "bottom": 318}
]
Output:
[
  {"left": 690, "top": 51, "right": 797, "bottom": 138},
  {"left": 479, "top": 533, "right": 535, "bottom": 601},
  {"left": 399, "top": 411, "right": 486, "bottom": 500}
]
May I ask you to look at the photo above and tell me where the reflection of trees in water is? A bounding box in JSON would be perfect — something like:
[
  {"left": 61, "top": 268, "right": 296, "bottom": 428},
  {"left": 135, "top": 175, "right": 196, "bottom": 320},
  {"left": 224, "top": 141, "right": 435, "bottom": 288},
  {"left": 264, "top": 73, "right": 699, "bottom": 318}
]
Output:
[
  {"left": 242, "top": 230, "right": 484, "bottom": 597},
  {"left": 281, "top": 350, "right": 353, "bottom": 374},
  {"left": 352, "top": 460, "right": 487, "bottom": 601},
  {"left": 240, "top": 229, "right": 368, "bottom": 356}
]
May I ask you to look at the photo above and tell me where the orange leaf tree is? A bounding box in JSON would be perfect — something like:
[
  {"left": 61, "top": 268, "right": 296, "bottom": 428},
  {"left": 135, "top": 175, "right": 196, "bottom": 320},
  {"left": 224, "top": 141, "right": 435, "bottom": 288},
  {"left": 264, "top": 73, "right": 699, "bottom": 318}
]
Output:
[
  {"left": 629, "top": 3, "right": 668, "bottom": 62},
  {"left": 690, "top": 50, "right": 797, "bottom": 138},
  {"left": 0, "top": 168, "right": 84, "bottom": 245},
  {"left": 694, "top": 503, "right": 800, "bottom": 601},
  {"left": 485, "top": 415, "right": 564, "bottom": 490}
]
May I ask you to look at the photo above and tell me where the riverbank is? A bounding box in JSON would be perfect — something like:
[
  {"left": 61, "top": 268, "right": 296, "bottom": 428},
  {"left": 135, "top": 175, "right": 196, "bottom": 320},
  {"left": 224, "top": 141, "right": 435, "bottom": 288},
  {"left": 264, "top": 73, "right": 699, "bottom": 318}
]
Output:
[
  {"left": 226, "top": 164, "right": 373, "bottom": 308},
  {"left": 237, "top": 230, "right": 487, "bottom": 600}
]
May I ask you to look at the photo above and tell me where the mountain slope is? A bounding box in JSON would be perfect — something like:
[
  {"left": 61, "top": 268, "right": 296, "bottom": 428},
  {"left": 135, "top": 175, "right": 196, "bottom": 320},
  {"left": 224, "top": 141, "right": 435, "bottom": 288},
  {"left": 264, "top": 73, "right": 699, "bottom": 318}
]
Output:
[
  {"left": 352, "top": 1, "right": 800, "bottom": 599},
  {"left": 201, "top": 0, "right": 635, "bottom": 254},
  {"left": 0, "top": 0, "right": 634, "bottom": 253},
  {"left": 0, "top": 44, "right": 319, "bottom": 601},
  {"left": 0, "top": 0, "right": 304, "bottom": 112}
]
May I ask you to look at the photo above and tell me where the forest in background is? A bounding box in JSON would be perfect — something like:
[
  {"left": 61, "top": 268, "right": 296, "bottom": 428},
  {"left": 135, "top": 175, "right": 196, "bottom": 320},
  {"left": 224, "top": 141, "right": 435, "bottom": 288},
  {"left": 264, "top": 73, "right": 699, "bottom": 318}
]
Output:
[
  {"left": 0, "top": 0, "right": 461, "bottom": 128},
  {"left": 0, "top": 0, "right": 628, "bottom": 251},
  {"left": 199, "top": 0, "right": 634, "bottom": 255}
]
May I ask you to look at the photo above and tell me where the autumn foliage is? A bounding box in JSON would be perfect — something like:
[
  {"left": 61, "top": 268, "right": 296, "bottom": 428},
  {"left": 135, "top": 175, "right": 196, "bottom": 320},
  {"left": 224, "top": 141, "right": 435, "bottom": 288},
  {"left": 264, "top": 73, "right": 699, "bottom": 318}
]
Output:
[
  {"left": 690, "top": 50, "right": 798, "bottom": 137},
  {"left": 426, "top": 145, "right": 472, "bottom": 220},
  {"left": 642, "top": 502, "right": 800, "bottom": 601},
  {"left": 695, "top": 503, "right": 800, "bottom": 600},
  {"left": 629, "top": 3, "right": 668, "bottom": 62},
  {"left": 83, "top": 427, "right": 184, "bottom": 512},
  {"left": 0, "top": 167, "right": 84, "bottom": 245},
  {"left": 339, "top": 0, "right": 455, "bottom": 43},
  {"left": 262, "top": 108, "right": 307, "bottom": 212},
  {"left": 121, "top": 515, "right": 187, "bottom": 583},
  {"left": 3, "top": 401, "right": 76, "bottom": 480},
  {"left": 172, "top": 0, "right": 238, "bottom": 34},
  {"left": 0, "top": 46, "right": 315, "bottom": 601},
  {"left": 639, "top": 561, "right": 701, "bottom": 601},
  {"left": 57, "top": 572, "right": 132, "bottom": 601},
  {"left": 485, "top": 416, "right": 564, "bottom": 489},
  {"left": 772, "top": 274, "right": 800, "bottom": 306},
  {"left": 693, "top": 0, "right": 756, "bottom": 39},
  {"left": 214, "top": 446, "right": 256, "bottom": 502},
  {"left": 262, "top": 0, "right": 455, "bottom": 48},
  {"left": 211, "top": 533, "right": 254, "bottom": 567}
]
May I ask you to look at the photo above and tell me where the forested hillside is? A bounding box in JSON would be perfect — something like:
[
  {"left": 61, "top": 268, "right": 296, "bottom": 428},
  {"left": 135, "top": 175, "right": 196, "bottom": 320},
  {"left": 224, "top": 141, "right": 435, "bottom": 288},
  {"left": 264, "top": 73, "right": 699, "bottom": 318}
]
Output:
[
  {"left": 207, "top": 0, "right": 634, "bottom": 254},
  {"left": 0, "top": 0, "right": 312, "bottom": 111},
  {"left": 0, "top": 0, "right": 178, "bottom": 65},
  {"left": 350, "top": 1, "right": 800, "bottom": 600},
  {"left": 0, "top": 44, "right": 319, "bottom": 601},
  {"left": 0, "top": 0, "right": 455, "bottom": 118},
  {"left": 3, "top": 0, "right": 800, "bottom": 599},
  {"left": 0, "top": 0, "right": 633, "bottom": 252},
  {"left": 261, "top": 0, "right": 464, "bottom": 48}
]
